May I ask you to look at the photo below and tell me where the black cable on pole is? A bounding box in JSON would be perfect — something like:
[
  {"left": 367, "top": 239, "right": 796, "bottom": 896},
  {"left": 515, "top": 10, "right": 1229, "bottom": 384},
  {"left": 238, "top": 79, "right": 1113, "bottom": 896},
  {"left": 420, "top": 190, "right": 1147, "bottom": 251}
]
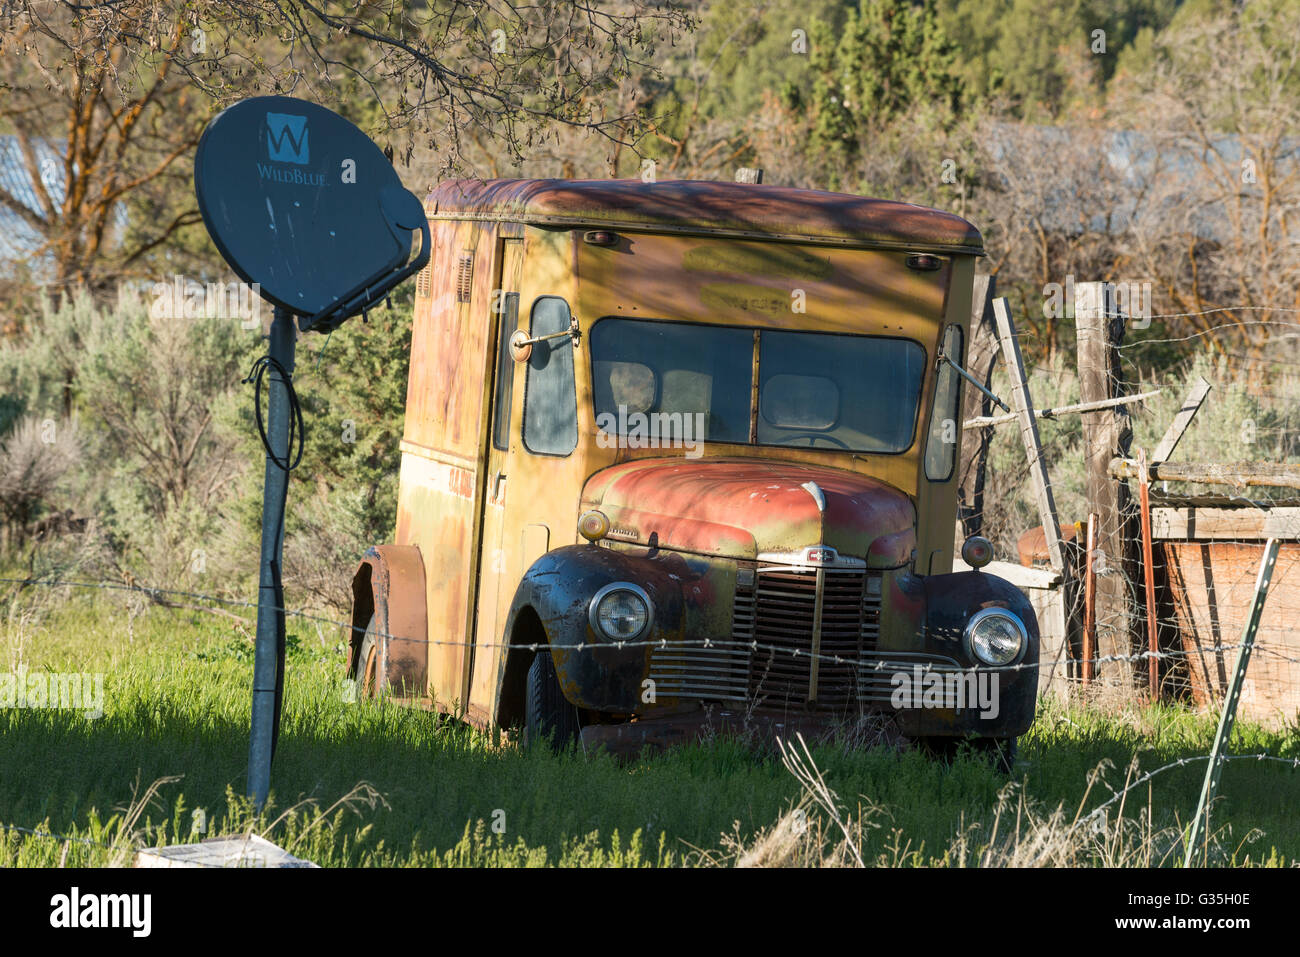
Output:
[{"left": 243, "top": 355, "right": 305, "bottom": 472}]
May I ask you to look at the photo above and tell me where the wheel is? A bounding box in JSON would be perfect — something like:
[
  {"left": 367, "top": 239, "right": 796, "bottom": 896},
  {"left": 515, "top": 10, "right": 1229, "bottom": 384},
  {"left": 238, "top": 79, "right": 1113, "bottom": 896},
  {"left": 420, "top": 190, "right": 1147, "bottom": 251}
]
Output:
[
  {"left": 918, "top": 735, "right": 1017, "bottom": 774},
  {"left": 354, "top": 614, "right": 380, "bottom": 698},
  {"left": 524, "top": 650, "right": 580, "bottom": 751}
]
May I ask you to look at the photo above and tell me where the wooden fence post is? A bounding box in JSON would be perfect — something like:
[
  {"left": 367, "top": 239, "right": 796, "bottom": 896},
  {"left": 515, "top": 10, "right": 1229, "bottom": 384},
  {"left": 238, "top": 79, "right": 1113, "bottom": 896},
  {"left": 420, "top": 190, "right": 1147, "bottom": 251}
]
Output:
[
  {"left": 993, "top": 297, "right": 1070, "bottom": 576},
  {"left": 992, "top": 296, "right": 1080, "bottom": 698},
  {"left": 1152, "top": 376, "right": 1211, "bottom": 465},
  {"left": 1075, "top": 281, "right": 1138, "bottom": 697}
]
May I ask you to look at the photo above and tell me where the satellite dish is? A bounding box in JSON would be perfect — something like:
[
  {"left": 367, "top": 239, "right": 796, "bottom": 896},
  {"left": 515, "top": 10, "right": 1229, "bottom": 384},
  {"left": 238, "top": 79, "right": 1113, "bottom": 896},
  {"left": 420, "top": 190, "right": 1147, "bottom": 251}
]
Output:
[
  {"left": 192, "top": 96, "right": 432, "bottom": 810},
  {"left": 194, "top": 95, "right": 429, "bottom": 332}
]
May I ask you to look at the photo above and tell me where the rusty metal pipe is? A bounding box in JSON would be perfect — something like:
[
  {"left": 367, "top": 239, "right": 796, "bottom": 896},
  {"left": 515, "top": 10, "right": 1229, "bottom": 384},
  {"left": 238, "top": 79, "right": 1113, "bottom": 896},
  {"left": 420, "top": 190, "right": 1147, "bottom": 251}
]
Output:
[
  {"left": 1083, "top": 511, "right": 1098, "bottom": 687},
  {"left": 1138, "top": 452, "right": 1160, "bottom": 701}
]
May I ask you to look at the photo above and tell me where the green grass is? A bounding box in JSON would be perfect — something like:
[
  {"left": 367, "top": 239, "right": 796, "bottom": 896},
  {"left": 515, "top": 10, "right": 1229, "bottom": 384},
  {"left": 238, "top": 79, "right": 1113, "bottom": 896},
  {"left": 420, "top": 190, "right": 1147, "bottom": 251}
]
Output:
[{"left": 1, "top": 594, "right": 1298, "bottom": 866}]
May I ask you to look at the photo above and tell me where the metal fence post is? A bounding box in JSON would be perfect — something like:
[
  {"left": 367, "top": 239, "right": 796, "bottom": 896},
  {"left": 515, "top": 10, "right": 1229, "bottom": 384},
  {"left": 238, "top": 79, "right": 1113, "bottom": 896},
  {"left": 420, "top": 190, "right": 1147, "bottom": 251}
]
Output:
[{"left": 1183, "top": 537, "right": 1280, "bottom": 867}]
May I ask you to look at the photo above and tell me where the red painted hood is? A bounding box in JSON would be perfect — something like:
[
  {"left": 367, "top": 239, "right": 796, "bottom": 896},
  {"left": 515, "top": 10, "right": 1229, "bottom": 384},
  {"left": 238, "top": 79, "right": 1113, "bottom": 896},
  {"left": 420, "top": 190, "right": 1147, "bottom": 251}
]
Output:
[{"left": 581, "top": 458, "right": 916, "bottom": 567}]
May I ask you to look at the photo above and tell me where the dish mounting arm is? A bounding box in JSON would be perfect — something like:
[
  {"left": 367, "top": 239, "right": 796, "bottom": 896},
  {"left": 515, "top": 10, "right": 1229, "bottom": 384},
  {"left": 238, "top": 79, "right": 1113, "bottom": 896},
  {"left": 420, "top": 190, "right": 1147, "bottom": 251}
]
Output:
[{"left": 298, "top": 186, "right": 431, "bottom": 334}]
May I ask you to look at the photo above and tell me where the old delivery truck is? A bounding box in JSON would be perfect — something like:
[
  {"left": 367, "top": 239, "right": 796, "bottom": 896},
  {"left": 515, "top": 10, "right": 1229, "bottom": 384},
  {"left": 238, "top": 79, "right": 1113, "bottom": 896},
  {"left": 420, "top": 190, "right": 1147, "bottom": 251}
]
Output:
[{"left": 347, "top": 178, "right": 1038, "bottom": 760}]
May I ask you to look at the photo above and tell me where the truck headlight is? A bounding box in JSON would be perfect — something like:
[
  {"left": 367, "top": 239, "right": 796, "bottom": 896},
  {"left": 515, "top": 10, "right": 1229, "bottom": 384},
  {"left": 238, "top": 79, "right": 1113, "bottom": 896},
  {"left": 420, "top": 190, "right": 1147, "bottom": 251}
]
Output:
[
  {"left": 588, "top": 583, "right": 652, "bottom": 641},
  {"left": 964, "top": 607, "right": 1027, "bottom": 666}
]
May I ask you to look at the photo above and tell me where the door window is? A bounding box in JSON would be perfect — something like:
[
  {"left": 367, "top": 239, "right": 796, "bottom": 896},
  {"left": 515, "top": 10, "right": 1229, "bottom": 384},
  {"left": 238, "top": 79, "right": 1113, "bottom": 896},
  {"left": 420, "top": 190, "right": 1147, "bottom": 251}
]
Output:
[
  {"left": 924, "top": 324, "right": 964, "bottom": 480},
  {"left": 491, "top": 292, "right": 520, "bottom": 451},
  {"left": 522, "top": 296, "right": 578, "bottom": 456}
]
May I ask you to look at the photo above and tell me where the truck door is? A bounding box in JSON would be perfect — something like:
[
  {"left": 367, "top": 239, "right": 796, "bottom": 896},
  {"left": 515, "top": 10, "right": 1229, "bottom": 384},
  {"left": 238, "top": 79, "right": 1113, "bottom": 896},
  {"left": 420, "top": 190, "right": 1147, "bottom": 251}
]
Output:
[
  {"left": 468, "top": 237, "right": 524, "bottom": 720},
  {"left": 396, "top": 228, "right": 498, "bottom": 713}
]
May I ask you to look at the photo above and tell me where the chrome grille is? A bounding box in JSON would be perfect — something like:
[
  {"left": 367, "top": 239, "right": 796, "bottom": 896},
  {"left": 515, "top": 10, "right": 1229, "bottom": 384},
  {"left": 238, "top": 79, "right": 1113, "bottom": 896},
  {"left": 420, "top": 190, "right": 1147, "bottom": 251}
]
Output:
[
  {"left": 748, "top": 566, "right": 865, "bottom": 709},
  {"left": 650, "top": 563, "right": 919, "bottom": 712},
  {"left": 857, "top": 652, "right": 967, "bottom": 706},
  {"left": 641, "top": 642, "right": 750, "bottom": 702}
]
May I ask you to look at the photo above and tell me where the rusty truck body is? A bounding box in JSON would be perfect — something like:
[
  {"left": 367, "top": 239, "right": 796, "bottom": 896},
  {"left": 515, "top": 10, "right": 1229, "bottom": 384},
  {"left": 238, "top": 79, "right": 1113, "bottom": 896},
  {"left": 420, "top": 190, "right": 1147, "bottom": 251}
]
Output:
[{"left": 348, "top": 177, "right": 1039, "bottom": 756}]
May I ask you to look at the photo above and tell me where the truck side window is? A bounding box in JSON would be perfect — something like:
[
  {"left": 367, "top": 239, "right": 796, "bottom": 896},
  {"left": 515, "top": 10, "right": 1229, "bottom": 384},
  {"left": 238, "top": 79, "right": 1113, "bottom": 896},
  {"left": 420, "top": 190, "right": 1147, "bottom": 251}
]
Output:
[
  {"left": 492, "top": 292, "right": 520, "bottom": 451},
  {"left": 522, "top": 296, "right": 578, "bottom": 456},
  {"left": 924, "top": 324, "right": 963, "bottom": 481}
]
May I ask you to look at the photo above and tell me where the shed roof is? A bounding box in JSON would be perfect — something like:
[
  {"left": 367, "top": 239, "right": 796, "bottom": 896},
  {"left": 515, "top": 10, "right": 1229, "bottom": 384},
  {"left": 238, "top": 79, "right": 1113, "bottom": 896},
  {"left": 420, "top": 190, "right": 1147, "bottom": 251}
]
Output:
[{"left": 426, "top": 178, "right": 983, "bottom": 254}]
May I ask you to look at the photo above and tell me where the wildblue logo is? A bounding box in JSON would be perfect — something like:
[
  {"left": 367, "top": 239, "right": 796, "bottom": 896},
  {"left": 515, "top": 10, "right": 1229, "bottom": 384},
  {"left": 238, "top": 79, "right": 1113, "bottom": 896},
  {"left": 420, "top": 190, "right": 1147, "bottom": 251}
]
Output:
[{"left": 265, "top": 112, "right": 309, "bottom": 164}]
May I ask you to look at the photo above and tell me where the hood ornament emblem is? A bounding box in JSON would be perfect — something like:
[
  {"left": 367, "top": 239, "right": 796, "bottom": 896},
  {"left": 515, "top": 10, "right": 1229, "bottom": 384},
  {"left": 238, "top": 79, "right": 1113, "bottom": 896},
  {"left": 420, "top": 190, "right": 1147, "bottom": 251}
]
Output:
[{"left": 800, "top": 481, "right": 826, "bottom": 514}]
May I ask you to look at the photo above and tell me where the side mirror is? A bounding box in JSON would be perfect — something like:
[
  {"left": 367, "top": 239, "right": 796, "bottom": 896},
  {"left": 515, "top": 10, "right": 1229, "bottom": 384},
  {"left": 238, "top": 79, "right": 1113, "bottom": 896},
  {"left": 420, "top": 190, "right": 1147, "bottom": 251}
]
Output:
[
  {"left": 509, "top": 328, "right": 534, "bottom": 363},
  {"left": 509, "top": 315, "right": 581, "bottom": 363}
]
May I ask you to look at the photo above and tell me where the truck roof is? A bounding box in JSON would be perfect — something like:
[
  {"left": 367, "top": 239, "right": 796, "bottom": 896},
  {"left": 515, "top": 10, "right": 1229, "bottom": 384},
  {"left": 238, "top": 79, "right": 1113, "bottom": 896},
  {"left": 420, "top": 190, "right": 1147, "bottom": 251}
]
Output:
[{"left": 425, "top": 178, "right": 984, "bottom": 255}]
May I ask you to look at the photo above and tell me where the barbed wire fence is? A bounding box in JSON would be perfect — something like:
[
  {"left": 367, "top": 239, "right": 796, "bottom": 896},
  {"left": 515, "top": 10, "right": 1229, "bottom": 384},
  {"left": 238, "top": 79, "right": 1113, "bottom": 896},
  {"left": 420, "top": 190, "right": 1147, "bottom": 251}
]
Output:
[
  {"left": 3, "top": 284, "right": 1300, "bottom": 863},
  {"left": 2, "top": 568, "right": 1298, "bottom": 864},
  {"left": 956, "top": 280, "right": 1300, "bottom": 858}
]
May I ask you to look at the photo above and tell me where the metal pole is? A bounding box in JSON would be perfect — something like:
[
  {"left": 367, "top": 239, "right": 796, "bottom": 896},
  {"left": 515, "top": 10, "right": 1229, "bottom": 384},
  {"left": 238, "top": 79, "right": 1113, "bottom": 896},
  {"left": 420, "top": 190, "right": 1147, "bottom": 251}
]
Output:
[
  {"left": 248, "top": 305, "right": 296, "bottom": 808},
  {"left": 1082, "top": 512, "right": 1098, "bottom": 687},
  {"left": 1183, "top": 538, "right": 1279, "bottom": 867},
  {"left": 1137, "top": 449, "right": 1160, "bottom": 701}
]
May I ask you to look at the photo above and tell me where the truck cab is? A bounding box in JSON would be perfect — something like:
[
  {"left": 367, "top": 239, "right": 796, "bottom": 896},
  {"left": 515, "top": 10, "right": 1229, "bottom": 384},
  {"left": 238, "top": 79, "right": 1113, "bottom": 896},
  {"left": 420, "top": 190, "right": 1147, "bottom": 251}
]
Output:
[{"left": 349, "top": 178, "right": 1038, "bottom": 756}]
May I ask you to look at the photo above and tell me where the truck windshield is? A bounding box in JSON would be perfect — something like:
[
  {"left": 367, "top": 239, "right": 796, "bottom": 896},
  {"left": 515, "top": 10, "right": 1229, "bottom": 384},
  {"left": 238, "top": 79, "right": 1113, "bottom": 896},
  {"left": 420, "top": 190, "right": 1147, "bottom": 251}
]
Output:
[{"left": 589, "top": 318, "right": 926, "bottom": 453}]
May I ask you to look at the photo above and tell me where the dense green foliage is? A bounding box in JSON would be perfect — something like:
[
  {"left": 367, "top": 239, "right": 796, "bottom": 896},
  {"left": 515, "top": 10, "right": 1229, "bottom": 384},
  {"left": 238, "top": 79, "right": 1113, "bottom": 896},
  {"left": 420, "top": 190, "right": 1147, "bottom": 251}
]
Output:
[
  {"left": 801, "top": 0, "right": 962, "bottom": 181},
  {"left": 5, "top": 0, "right": 1300, "bottom": 589},
  {"left": 226, "top": 294, "right": 414, "bottom": 609},
  {"left": 0, "top": 291, "right": 411, "bottom": 609}
]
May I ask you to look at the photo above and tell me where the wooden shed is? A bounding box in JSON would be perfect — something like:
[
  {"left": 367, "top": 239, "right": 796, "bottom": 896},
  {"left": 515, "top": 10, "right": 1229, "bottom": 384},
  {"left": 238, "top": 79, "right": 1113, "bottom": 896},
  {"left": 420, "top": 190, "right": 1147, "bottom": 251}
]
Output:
[{"left": 1153, "top": 502, "right": 1300, "bottom": 729}]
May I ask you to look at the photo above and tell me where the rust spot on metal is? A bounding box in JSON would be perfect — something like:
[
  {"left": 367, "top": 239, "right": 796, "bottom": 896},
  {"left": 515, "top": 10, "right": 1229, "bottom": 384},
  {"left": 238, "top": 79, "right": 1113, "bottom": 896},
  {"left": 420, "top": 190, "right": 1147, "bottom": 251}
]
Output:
[
  {"left": 1164, "top": 540, "right": 1300, "bottom": 727},
  {"left": 446, "top": 464, "right": 475, "bottom": 499},
  {"left": 1017, "top": 523, "right": 1080, "bottom": 567},
  {"left": 582, "top": 457, "right": 916, "bottom": 565}
]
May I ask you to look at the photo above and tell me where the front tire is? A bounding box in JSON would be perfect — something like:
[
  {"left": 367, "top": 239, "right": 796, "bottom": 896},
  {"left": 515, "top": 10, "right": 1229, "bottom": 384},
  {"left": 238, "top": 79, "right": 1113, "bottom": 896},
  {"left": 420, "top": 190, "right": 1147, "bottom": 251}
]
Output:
[{"left": 524, "top": 650, "right": 580, "bottom": 751}]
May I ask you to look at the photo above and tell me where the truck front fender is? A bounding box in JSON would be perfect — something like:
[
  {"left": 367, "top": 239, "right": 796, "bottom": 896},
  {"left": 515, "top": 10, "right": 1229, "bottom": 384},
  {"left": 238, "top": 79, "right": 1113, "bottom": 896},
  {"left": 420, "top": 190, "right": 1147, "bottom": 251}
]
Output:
[
  {"left": 898, "top": 570, "right": 1040, "bottom": 738},
  {"left": 497, "top": 544, "right": 685, "bottom": 720}
]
